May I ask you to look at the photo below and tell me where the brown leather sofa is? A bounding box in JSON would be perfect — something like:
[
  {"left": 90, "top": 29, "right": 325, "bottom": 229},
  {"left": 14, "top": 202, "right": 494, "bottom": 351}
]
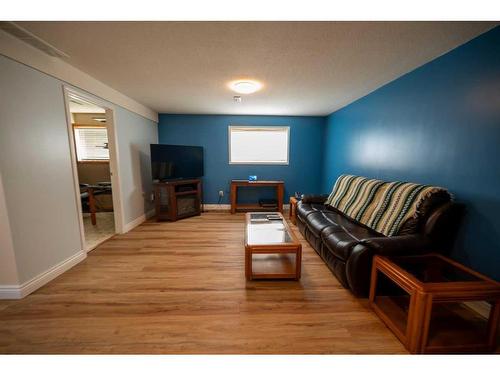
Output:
[{"left": 296, "top": 194, "right": 463, "bottom": 296}]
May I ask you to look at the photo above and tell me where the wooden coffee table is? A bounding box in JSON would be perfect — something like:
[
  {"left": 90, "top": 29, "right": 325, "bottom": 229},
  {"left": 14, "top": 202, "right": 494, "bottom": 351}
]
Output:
[
  {"left": 244, "top": 212, "right": 302, "bottom": 280},
  {"left": 369, "top": 253, "right": 500, "bottom": 353}
]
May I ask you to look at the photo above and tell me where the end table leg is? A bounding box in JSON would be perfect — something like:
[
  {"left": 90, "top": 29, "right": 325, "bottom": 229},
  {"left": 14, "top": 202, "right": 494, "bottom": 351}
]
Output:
[
  {"left": 88, "top": 187, "right": 97, "bottom": 225},
  {"left": 487, "top": 301, "right": 500, "bottom": 351},
  {"left": 230, "top": 184, "right": 237, "bottom": 214},
  {"left": 245, "top": 247, "right": 252, "bottom": 281},
  {"left": 277, "top": 184, "right": 284, "bottom": 213}
]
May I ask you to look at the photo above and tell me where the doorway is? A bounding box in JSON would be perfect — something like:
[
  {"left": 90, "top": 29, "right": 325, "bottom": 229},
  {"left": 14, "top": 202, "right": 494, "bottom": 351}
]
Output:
[{"left": 63, "top": 88, "right": 123, "bottom": 252}]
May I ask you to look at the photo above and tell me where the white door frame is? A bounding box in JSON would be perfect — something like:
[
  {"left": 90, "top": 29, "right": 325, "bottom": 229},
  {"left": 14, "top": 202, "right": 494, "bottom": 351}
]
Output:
[{"left": 62, "top": 85, "right": 125, "bottom": 252}]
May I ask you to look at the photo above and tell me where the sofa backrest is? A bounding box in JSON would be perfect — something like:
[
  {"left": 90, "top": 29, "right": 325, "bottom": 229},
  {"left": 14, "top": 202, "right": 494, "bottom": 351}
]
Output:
[
  {"left": 326, "top": 174, "right": 451, "bottom": 236},
  {"left": 326, "top": 175, "right": 385, "bottom": 222}
]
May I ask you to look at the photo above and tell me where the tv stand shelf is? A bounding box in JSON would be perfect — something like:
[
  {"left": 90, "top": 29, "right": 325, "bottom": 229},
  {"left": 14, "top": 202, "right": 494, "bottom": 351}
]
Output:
[
  {"left": 176, "top": 190, "right": 198, "bottom": 196},
  {"left": 154, "top": 179, "right": 202, "bottom": 221}
]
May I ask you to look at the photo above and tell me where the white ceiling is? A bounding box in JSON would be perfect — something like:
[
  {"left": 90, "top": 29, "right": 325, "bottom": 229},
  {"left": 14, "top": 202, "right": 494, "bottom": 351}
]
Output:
[{"left": 19, "top": 21, "right": 497, "bottom": 116}]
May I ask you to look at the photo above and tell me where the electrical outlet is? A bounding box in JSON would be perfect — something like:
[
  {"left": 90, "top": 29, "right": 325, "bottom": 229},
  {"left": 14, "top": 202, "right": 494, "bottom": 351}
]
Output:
[
  {"left": 218, "top": 190, "right": 224, "bottom": 197},
  {"left": 150, "top": 193, "right": 155, "bottom": 202}
]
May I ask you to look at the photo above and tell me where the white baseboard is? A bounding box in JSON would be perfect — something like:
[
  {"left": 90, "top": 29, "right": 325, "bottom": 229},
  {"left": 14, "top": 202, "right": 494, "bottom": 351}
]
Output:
[
  {"left": 0, "top": 250, "right": 86, "bottom": 300},
  {"left": 122, "top": 209, "right": 156, "bottom": 233},
  {"left": 203, "top": 204, "right": 290, "bottom": 212},
  {"left": 0, "top": 286, "right": 22, "bottom": 299},
  {"left": 203, "top": 204, "right": 231, "bottom": 211}
]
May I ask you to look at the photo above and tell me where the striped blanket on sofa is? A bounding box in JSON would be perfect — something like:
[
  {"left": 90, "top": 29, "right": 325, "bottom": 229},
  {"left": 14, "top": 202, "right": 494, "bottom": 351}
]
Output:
[{"left": 325, "top": 175, "right": 450, "bottom": 236}]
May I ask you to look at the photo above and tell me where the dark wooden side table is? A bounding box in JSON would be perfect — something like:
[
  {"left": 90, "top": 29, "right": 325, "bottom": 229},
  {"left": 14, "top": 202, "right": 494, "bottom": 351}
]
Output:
[
  {"left": 369, "top": 253, "right": 500, "bottom": 353},
  {"left": 289, "top": 196, "right": 298, "bottom": 225},
  {"left": 230, "top": 180, "right": 284, "bottom": 214},
  {"left": 84, "top": 184, "right": 112, "bottom": 226}
]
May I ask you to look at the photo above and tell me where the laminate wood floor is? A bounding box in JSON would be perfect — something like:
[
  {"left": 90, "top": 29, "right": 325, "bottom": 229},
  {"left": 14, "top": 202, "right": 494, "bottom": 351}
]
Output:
[{"left": 0, "top": 212, "right": 406, "bottom": 354}]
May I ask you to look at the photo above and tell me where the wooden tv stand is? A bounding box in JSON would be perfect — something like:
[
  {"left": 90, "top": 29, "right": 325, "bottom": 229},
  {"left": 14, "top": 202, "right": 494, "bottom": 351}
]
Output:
[
  {"left": 230, "top": 180, "right": 284, "bottom": 214},
  {"left": 153, "top": 179, "right": 202, "bottom": 221}
]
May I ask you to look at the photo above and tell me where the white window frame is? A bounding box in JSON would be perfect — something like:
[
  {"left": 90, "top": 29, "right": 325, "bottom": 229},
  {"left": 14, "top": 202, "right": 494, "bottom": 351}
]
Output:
[{"left": 228, "top": 125, "right": 290, "bottom": 165}]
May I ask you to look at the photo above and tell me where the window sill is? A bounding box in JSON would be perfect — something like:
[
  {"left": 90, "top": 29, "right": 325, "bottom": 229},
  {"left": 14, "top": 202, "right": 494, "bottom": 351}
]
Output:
[{"left": 77, "top": 160, "right": 110, "bottom": 164}]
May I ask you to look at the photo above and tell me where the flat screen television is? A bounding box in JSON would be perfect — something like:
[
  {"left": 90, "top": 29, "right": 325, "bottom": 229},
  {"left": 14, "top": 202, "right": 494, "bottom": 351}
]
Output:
[{"left": 150, "top": 144, "right": 204, "bottom": 181}]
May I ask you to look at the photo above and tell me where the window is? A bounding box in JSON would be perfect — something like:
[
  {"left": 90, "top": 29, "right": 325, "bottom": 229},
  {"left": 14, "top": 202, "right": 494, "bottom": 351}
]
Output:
[
  {"left": 73, "top": 127, "right": 110, "bottom": 161},
  {"left": 229, "top": 126, "right": 289, "bottom": 164}
]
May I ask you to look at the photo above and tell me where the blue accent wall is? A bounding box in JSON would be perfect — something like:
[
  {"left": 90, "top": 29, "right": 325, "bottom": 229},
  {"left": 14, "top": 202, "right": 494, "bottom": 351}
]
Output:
[
  {"left": 321, "top": 26, "right": 500, "bottom": 280},
  {"left": 158, "top": 114, "right": 326, "bottom": 204}
]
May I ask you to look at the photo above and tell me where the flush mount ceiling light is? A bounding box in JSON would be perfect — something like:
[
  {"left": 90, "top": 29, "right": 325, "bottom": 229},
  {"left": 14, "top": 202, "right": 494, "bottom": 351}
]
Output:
[{"left": 228, "top": 80, "right": 263, "bottom": 94}]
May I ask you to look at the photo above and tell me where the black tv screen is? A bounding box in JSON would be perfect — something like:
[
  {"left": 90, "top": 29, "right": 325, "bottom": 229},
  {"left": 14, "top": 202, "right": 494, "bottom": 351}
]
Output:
[{"left": 150, "top": 144, "right": 204, "bottom": 180}]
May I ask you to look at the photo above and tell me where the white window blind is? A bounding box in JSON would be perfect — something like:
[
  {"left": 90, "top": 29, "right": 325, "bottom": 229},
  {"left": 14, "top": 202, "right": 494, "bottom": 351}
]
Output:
[
  {"left": 229, "top": 126, "right": 289, "bottom": 164},
  {"left": 74, "top": 127, "right": 110, "bottom": 161}
]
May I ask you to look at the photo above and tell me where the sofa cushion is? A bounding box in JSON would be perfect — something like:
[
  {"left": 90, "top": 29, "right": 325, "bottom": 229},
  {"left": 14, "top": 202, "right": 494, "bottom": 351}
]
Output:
[
  {"left": 322, "top": 231, "right": 361, "bottom": 261},
  {"left": 320, "top": 246, "right": 349, "bottom": 288},
  {"left": 305, "top": 212, "right": 341, "bottom": 237},
  {"left": 322, "top": 222, "right": 382, "bottom": 261},
  {"left": 296, "top": 202, "right": 326, "bottom": 219}
]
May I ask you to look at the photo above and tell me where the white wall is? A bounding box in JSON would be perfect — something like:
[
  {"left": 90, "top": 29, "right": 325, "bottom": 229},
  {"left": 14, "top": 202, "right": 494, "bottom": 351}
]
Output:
[
  {"left": 0, "top": 55, "right": 82, "bottom": 284},
  {"left": 0, "top": 172, "right": 19, "bottom": 286},
  {"left": 0, "top": 54, "right": 158, "bottom": 295},
  {"left": 115, "top": 108, "right": 158, "bottom": 223}
]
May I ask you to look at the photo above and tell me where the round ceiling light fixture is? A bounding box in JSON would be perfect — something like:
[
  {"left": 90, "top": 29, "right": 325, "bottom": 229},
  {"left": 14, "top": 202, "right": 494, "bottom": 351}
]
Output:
[{"left": 228, "top": 79, "right": 263, "bottom": 94}]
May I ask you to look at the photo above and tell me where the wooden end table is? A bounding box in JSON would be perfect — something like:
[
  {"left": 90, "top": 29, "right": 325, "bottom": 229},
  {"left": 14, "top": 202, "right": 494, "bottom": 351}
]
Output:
[
  {"left": 369, "top": 253, "right": 500, "bottom": 353},
  {"left": 289, "top": 196, "right": 298, "bottom": 225},
  {"left": 244, "top": 212, "right": 302, "bottom": 280}
]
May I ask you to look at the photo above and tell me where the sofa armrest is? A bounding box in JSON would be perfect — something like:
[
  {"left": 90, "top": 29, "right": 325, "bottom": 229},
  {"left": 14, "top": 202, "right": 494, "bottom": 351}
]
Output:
[
  {"left": 360, "top": 234, "right": 433, "bottom": 256},
  {"left": 346, "top": 235, "right": 432, "bottom": 296},
  {"left": 300, "top": 194, "right": 329, "bottom": 204}
]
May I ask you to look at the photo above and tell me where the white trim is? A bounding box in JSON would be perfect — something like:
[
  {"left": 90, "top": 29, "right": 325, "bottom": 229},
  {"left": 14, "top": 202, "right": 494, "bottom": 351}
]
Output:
[
  {"left": 0, "top": 286, "right": 22, "bottom": 300},
  {"left": 203, "top": 204, "right": 290, "bottom": 211},
  {"left": 0, "top": 250, "right": 86, "bottom": 300},
  {"left": 203, "top": 204, "right": 231, "bottom": 211},
  {"left": 62, "top": 87, "right": 87, "bottom": 253},
  {"left": 122, "top": 209, "right": 156, "bottom": 233},
  {"left": 0, "top": 171, "right": 19, "bottom": 285},
  {"left": 63, "top": 86, "right": 126, "bottom": 248},
  {"left": 0, "top": 29, "right": 158, "bottom": 123},
  {"left": 104, "top": 106, "right": 126, "bottom": 235}
]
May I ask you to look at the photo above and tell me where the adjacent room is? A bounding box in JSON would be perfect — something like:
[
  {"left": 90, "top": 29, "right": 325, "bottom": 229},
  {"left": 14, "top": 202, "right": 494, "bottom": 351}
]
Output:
[
  {"left": 0, "top": 20, "right": 499, "bottom": 357},
  {"left": 69, "top": 95, "right": 117, "bottom": 250}
]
